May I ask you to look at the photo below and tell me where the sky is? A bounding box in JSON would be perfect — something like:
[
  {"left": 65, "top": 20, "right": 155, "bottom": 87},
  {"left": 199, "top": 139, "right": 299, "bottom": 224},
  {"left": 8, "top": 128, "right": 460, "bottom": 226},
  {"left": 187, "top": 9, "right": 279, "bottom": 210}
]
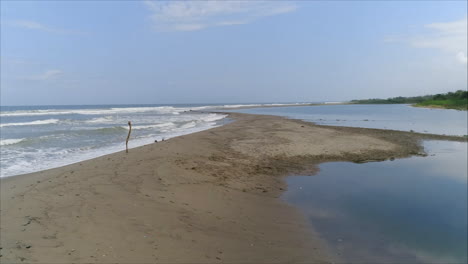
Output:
[{"left": 1, "top": 0, "right": 467, "bottom": 106}]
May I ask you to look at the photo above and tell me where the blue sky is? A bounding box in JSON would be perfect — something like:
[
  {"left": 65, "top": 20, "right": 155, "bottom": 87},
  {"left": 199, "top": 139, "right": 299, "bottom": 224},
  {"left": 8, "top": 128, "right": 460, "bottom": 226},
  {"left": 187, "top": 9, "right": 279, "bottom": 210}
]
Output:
[{"left": 1, "top": 1, "right": 467, "bottom": 105}]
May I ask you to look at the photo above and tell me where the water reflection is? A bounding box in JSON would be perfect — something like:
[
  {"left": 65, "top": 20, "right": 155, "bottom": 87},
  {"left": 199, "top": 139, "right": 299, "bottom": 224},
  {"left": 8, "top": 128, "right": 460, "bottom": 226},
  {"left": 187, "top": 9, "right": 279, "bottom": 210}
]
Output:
[{"left": 283, "top": 141, "right": 467, "bottom": 263}]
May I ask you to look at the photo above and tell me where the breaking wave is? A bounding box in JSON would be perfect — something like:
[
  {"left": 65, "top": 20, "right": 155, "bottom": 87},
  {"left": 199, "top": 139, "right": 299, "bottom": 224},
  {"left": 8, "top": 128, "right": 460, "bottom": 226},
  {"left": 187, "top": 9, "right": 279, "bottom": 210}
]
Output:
[
  {"left": 0, "top": 138, "right": 26, "bottom": 146},
  {"left": 0, "top": 119, "right": 60, "bottom": 127}
]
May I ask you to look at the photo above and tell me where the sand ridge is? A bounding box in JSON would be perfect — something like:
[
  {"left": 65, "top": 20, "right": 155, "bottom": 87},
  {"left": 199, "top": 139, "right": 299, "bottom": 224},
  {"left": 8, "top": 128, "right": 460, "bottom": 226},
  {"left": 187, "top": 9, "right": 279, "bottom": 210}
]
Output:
[{"left": 0, "top": 112, "right": 465, "bottom": 263}]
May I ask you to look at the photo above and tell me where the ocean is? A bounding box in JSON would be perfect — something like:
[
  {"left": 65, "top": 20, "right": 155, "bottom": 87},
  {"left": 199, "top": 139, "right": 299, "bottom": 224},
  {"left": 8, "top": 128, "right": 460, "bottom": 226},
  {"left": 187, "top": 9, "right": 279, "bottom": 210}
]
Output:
[{"left": 0, "top": 103, "right": 290, "bottom": 177}]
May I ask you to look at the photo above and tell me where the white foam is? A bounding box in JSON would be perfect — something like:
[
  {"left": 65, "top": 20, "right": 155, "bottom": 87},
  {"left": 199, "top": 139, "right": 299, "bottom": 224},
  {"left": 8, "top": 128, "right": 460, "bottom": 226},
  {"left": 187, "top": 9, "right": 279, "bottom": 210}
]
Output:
[
  {"left": 0, "top": 106, "right": 190, "bottom": 117},
  {"left": 0, "top": 108, "right": 236, "bottom": 177},
  {"left": 0, "top": 138, "right": 26, "bottom": 146},
  {"left": 221, "top": 104, "right": 262, "bottom": 108},
  {"left": 0, "top": 117, "right": 226, "bottom": 177},
  {"left": 200, "top": 113, "right": 227, "bottom": 122},
  {"left": 1, "top": 109, "right": 75, "bottom": 117},
  {"left": 86, "top": 116, "right": 114, "bottom": 124},
  {"left": 0, "top": 104, "right": 306, "bottom": 117},
  {"left": 218, "top": 103, "right": 299, "bottom": 109},
  {"left": 179, "top": 121, "right": 197, "bottom": 129},
  {"left": 0, "top": 119, "right": 60, "bottom": 127},
  {"left": 130, "top": 122, "right": 176, "bottom": 130}
]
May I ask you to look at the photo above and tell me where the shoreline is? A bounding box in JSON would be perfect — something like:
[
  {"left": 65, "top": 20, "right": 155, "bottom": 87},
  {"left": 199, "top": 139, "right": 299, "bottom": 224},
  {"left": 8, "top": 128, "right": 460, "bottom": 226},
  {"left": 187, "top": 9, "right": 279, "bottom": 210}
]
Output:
[
  {"left": 214, "top": 102, "right": 349, "bottom": 110},
  {"left": 0, "top": 103, "right": 343, "bottom": 178},
  {"left": 1, "top": 113, "right": 465, "bottom": 263}
]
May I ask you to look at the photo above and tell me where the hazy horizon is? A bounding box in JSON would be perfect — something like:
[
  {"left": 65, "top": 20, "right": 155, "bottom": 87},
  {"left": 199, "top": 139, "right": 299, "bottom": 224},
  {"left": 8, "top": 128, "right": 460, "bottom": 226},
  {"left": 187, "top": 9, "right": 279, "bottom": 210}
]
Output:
[
  {"left": 1, "top": 1, "right": 467, "bottom": 106},
  {"left": 1, "top": 101, "right": 324, "bottom": 107}
]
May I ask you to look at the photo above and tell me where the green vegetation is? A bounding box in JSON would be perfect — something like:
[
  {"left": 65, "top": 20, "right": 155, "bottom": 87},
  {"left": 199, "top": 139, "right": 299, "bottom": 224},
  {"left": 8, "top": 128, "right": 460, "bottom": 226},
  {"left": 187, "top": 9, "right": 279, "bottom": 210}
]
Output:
[{"left": 352, "top": 90, "right": 468, "bottom": 110}]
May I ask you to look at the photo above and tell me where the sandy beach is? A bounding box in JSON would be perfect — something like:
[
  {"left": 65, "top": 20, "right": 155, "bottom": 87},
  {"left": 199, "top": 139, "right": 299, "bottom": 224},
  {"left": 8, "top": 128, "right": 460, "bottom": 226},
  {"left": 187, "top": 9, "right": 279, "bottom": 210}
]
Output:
[{"left": 0, "top": 112, "right": 464, "bottom": 263}]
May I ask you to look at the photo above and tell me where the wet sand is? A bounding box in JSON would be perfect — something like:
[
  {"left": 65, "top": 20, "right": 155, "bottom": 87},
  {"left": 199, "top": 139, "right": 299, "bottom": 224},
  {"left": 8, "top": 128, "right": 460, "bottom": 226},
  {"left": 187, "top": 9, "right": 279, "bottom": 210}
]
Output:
[{"left": 0, "top": 112, "right": 464, "bottom": 263}]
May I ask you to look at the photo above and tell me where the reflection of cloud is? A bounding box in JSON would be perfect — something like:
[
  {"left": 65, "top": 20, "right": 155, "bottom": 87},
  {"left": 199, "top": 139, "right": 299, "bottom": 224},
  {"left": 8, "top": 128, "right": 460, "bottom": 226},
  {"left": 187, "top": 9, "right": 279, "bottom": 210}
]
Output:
[
  {"left": 422, "top": 141, "right": 468, "bottom": 183},
  {"left": 387, "top": 244, "right": 461, "bottom": 264},
  {"left": 144, "top": 0, "right": 297, "bottom": 31},
  {"left": 328, "top": 233, "right": 462, "bottom": 263},
  {"left": 386, "top": 17, "right": 467, "bottom": 65}
]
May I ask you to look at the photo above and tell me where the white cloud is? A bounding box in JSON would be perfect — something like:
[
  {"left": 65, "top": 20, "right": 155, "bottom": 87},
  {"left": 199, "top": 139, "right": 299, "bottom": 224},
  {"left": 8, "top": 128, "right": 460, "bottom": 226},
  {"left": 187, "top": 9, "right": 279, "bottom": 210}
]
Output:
[
  {"left": 12, "top": 20, "right": 58, "bottom": 33},
  {"left": 456, "top": 51, "right": 468, "bottom": 65},
  {"left": 25, "top": 70, "right": 63, "bottom": 81},
  {"left": 13, "top": 20, "right": 51, "bottom": 31},
  {"left": 10, "top": 20, "right": 84, "bottom": 34},
  {"left": 388, "top": 17, "right": 467, "bottom": 65},
  {"left": 144, "top": 1, "right": 297, "bottom": 31}
]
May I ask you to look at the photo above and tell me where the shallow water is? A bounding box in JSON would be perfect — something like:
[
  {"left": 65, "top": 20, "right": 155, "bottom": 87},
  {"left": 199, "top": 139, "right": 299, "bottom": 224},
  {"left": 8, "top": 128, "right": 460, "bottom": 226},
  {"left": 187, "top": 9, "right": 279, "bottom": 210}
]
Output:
[
  {"left": 282, "top": 141, "right": 467, "bottom": 263},
  {"left": 229, "top": 104, "right": 468, "bottom": 136}
]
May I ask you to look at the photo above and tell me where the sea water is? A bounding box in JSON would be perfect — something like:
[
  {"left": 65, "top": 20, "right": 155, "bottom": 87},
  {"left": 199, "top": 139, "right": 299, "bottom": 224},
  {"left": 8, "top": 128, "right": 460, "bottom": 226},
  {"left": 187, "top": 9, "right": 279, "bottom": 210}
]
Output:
[{"left": 0, "top": 103, "right": 289, "bottom": 177}]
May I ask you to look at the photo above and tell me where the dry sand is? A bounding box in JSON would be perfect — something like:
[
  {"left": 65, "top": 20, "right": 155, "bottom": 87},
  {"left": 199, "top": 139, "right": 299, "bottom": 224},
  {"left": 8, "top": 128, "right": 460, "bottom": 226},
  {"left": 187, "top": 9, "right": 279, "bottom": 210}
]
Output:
[{"left": 0, "top": 113, "right": 464, "bottom": 263}]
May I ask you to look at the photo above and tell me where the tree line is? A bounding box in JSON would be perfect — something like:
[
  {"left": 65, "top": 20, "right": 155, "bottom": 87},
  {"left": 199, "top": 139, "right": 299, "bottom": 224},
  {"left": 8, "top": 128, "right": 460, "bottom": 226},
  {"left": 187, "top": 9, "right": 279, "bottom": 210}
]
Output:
[{"left": 351, "top": 90, "right": 468, "bottom": 105}]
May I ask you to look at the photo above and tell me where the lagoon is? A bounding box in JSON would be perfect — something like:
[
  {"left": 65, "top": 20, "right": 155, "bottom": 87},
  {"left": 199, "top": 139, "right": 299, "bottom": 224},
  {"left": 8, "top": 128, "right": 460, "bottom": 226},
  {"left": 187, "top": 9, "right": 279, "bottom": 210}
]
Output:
[
  {"left": 229, "top": 104, "right": 467, "bottom": 262},
  {"left": 229, "top": 104, "right": 467, "bottom": 136},
  {"left": 283, "top": 141, "right": 467, "bottom": 263}
]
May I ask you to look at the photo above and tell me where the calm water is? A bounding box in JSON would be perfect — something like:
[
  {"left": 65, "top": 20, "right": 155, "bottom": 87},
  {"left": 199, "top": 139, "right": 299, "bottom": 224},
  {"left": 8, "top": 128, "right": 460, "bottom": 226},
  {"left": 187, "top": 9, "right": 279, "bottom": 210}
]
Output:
[
  {"left": 229, "top": 104, "right": 468, "bottom": 136},
  {"left": 229, "top": 104, "right": 468, "bottom": 262},
  {"left": 283, "top": 141, "right": 467, "bottom": 263}
]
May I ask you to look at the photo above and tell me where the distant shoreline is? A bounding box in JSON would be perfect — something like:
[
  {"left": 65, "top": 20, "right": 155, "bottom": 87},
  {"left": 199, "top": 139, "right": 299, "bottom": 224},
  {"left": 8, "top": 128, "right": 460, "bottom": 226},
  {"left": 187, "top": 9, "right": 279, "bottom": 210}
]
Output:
[
  {"left": 1, "top": 112, "right": 465, "bottom": 263},
  {"left": 412, "top": 102, "right": 467, "bottom": 111},
  {"left": 214, "top": 102, "right": 348, "bottom": 110},
  {"left": 351, "top": 101, "right": 467, "bottom": 111},
  {"left": 350, "top": 90, "right": 468, "bottom": 111}
]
